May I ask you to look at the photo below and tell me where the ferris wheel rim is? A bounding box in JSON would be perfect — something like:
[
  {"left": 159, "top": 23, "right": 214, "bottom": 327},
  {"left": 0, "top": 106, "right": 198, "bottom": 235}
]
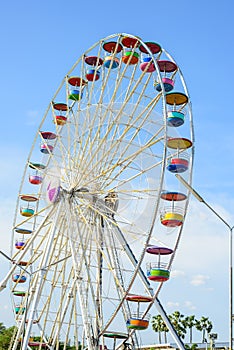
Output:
[{"left": 8, "top": 33, "right": 194, "bottom": 350}]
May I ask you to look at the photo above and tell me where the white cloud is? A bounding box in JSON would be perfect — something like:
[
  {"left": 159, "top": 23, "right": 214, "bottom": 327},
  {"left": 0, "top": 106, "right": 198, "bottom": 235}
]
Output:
[
  {"left": 171, "top": 269, "right": 186, "bottom": 278},
  {"left": 187, "top": 199, "right": 234, "bottom": 229},
  {"left": 190, "top": 274, "right": 210, "bottom": 286},
  {"left": 165, "top": 300, "right": 196, "bottom": 313},
  {"left": 184, "top": 300, "right": 196, "bottom": 310},
  {"left": 166, "top": 301, "right": 180, "bottom": 308}
]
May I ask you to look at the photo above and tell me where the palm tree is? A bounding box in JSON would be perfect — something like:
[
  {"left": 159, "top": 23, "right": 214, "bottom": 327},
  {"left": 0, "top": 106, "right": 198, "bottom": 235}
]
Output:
[
  {"left": 161, "top": 318, "right": 169, "bottom": 343},
  {"left": 183, "top": 315, "right": 197, "bottom": 343},
  {"left": 169, "top": 311, "right": 187, "bottom": 339},
  {"left": 151, "top": 315, "right": 167, "bottom": 344},
  {"left": 195, "top": 316, "right": 213, "bottom": 343}
]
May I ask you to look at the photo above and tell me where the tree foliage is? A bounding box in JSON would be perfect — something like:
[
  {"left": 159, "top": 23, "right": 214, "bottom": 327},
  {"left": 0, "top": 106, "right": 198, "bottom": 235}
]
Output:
[
  {"left": 195, "top": 316, "right": 213, "bottom": 343},
  {"left": 169, "top": 311, "right": 186, "bottom": 339},
  {"left": 151, "top": 311, "right": 213, "bottom": 344},
  {"left": 0, "top": 325, "right": 18, "bottom": 350},
  {"left": 151, "top": 314, "right": 169, "bottom": 343},
  {"left": 183, "top": 315, "right": 196, "bottom": 343}
]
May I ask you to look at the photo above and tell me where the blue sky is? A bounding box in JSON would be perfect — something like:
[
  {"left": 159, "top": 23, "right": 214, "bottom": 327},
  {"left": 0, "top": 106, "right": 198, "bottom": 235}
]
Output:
[{"left": 0, "top": 0, "right": 234, "bottom": 345}]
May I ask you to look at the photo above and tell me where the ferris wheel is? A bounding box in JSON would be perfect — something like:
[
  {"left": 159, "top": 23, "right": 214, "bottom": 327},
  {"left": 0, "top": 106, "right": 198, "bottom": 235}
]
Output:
[{"left": 2, "top": 33, "right": 194, "bottom": 350}]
